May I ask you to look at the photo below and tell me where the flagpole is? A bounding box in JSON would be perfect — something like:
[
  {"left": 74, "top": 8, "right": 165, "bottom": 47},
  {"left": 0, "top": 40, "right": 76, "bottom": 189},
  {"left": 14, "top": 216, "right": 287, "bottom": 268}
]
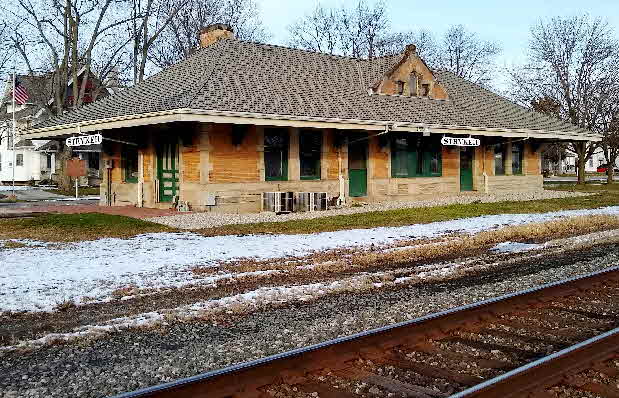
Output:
[{"left": 11, "top": 64, "right": 16, "bottom": 197}]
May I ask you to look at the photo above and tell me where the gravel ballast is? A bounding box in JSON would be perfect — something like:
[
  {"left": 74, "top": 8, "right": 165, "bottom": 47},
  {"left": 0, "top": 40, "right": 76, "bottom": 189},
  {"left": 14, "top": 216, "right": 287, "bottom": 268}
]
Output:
[
  {"left": 1, "top": 242, "right": 617, "bottom": 398},
  {"left": 147, "top": 190, "right": 592, "bottom": 229}
]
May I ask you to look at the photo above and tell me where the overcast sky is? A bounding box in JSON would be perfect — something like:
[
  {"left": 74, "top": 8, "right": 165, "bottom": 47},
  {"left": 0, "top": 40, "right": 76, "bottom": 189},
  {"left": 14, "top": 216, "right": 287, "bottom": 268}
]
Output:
[{"left": 259, "top": 0, "right": 619, "bottom": 89}]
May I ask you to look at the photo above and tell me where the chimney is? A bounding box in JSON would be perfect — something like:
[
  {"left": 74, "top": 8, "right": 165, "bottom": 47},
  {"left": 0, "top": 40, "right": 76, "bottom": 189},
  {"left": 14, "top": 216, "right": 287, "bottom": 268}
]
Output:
[{"left": 199, "top": 24, "right": 234, "bottom": 48}]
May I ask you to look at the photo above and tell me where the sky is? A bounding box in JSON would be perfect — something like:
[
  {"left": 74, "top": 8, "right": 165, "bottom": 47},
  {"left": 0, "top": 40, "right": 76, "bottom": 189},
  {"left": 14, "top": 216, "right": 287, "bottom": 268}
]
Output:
[{"left": 259, "top": 0, "right": 619, "bottom": 89}]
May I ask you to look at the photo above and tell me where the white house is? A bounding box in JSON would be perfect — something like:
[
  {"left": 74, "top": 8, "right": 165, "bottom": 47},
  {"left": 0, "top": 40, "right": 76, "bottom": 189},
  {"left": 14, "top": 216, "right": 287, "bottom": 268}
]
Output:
[
  {"left": 0, "top": 136, "right": 57, "bottom": 183},
  {"left": 544, "top": 148, "right": 619, "bottom": 175},
  {"left": 0, "top": 68, "right": 117, "bottom": 185},
  {"left": 0, "top": 86, "right": 58, "bottom": 184}
]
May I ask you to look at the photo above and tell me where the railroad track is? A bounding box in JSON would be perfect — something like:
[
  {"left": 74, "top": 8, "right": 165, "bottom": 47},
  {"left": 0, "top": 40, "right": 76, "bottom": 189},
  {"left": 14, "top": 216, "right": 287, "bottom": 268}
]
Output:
[{"left": 115, "top": 267, "right": 619, "bottom": 398}]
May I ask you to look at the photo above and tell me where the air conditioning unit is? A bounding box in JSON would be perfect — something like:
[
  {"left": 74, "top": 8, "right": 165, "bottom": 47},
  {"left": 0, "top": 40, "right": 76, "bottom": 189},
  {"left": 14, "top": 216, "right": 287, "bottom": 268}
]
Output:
[
  {"left": 262, "top": 192, "right": 294, "bottom": 213},
  {"left": 297, "top": 192, "right": 328, "bottom": 212}
]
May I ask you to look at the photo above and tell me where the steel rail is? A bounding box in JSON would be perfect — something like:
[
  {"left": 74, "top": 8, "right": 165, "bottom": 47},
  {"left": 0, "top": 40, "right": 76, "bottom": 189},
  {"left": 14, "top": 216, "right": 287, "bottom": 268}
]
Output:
[
  {"left": 451, "top": 327, "right": 619, "bottom": 398},
  {"left": 112, "top": 265, "right": 619, "bottom": 398}
]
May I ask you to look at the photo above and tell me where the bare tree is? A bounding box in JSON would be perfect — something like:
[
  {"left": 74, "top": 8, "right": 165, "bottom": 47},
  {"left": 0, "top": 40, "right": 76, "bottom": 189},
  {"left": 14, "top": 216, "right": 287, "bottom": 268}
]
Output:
[
  {"left": 376, "top": 29, "right": 437, "bottom": 60},
  {"left": 3, "top": 0, "right": 136, "bottom": 189},
  {"left": 510, "top": 15, "right": 619, "bottom": 184},
  {"left": 130, "top": 0, "right": 189, "bottom": 83},
  {"left": 532, "top": 97, "right": 568, "bottom": 174},
  {"left": 288, "top": 3, "right": 501, "bottom": 87},
  {"left": 344, "top": 0, "right": 389, "bottom": 59},
  {"left": 599, "top": 100, "right": 619, "bottom": 183},
  {"left": 150, "top": 0, "right": 267, "bottom": 68},
  {"left": 287, "top": 4, "right": 339, "bottom": 55},
  {"left": 0, "top": 22, "right": 13, "bottom": 76},
  {"left": 5, "top": 0, "right": 133, "bottom": 112},
  {"left": 436, "top": 24, "right": 501, "bottom": 85},
  {"left": 287, "top": 0, "right": 390, "bottom": 59}
]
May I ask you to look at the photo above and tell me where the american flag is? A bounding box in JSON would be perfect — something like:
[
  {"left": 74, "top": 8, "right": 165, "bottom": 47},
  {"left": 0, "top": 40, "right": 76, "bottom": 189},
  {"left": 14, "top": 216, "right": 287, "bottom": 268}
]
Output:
[{"left": 11, "top": 78, "right": 29, "bottom": 105}]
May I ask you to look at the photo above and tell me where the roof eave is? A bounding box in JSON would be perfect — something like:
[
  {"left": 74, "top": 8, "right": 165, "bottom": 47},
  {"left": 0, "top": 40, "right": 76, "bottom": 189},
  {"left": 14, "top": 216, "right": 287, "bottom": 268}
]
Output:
[{"left": 22, "top": 108, "right": 602, "bottom": 142}]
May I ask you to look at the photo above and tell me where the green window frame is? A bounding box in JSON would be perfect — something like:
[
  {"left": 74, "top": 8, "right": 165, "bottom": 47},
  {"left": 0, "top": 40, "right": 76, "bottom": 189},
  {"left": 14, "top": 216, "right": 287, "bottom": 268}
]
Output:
[
  {"left": 390, "top": 135, "right": 442, "bottom": 178},
  {"left": 494, "top": 145, "right": 506, "bottom": 175},
  {"left": 264, "top": 128, "right": 289, "bottom": 181},
  {"left": 123, "top": 145, "right": 139, "bottom": 183},
  {"left": 299, "top": 130, "right": 322, "bottom": 180},
  {"left": 512, "top": 142, "right": 524, "bottom": 175}
]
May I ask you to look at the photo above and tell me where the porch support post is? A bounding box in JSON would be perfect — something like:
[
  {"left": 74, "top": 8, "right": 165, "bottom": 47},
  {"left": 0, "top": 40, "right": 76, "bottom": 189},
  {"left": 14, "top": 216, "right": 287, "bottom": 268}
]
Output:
[
  {"left": 289, "top": 127, "right": 300, "bottom": 181},
  {"left": 505, "top": 138, "right": 513, "bottom": 175}
]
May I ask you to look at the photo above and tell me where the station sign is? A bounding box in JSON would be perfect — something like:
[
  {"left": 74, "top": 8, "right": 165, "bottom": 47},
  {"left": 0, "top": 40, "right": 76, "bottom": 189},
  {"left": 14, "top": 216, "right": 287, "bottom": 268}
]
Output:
[
  {"left": 66, "top": 133, "right": 103, "bottom": 147},
  {"left": 440, "top": 136, "right": 480, "bottom": 147}
]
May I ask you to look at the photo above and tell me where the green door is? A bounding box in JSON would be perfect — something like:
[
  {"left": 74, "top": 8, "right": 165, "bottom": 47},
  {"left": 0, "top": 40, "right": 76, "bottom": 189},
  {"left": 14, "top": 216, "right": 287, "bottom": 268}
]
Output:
[
  {"left": 348, "top": 135, "right": 368, "bottom": 197},
  {"left": 460, "top": 147, "right": 474, "bottom": 191},
  {"left": 157, "top": 142, "right": 179, "bottom": 202}
]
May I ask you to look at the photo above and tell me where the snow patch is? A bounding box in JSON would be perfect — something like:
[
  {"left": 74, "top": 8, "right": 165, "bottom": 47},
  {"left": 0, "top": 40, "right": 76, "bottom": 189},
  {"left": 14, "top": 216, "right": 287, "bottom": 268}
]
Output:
[
  {"left": 491, "top": 241, "right": 545, "bottom": 253},
  {"left": 0, "top": 186, "right": 33, "bottom": 191},
  {"left": 1, "top": 206, "right": 619, "bottom": 312}
]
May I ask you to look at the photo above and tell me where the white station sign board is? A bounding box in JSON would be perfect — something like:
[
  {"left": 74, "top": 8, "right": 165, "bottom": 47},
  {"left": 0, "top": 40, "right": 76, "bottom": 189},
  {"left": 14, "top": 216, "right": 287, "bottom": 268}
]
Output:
[
  {"left": 66, "top": 133, "right": 103, "bottom": 147},
  {"left": 441, "top": 136, "right": 480, "bottom": 147}
]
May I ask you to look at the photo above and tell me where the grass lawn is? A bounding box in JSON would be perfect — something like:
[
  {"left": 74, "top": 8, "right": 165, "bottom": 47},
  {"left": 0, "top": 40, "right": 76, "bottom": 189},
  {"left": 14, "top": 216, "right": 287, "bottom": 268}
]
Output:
[
  {"left": 0, "top": 213, "right": 173, "bottom": 242},
  {"left": 1, "top": 184, "right": 617, "bottom": 242},
  {"left": 200, "top": 184, "right": 619, "bottom": 236},
  {"left": 43, "top": 187, "right": 101, "bottom": 197}
]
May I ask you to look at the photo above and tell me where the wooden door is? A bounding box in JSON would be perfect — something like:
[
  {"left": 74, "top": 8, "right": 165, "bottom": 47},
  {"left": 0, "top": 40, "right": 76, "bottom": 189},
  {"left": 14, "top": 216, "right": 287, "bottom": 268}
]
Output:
[
  {"left": 157, "top": 142, "right": 179, "bottom": 202},
  {"left": 460, "top": 147, "right": 474, "bottom": 191},
  {"left": 348, "top": 135, "right": 368, "bottom": 197}
]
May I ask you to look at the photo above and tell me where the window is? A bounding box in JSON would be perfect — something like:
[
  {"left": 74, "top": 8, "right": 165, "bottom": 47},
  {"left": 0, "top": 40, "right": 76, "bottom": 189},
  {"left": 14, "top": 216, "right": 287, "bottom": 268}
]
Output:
[
  {"left": 16, "top": 153, "right": 23, "bottom": 166},
  {"left": 422, "top": 83, "right": 430, "bottom": 97},
  {"left": 46, "top": 154, "right": 53, "bottom": 170},
  {"left": 299, "top": 130, "right": 321, "bottom": 180},
  {"left": 512, "top": 142, "right": 524, "bottom": 175},
  {"left": 123, "top": 145, "right": 139, "bottom": 183},
  {"left": 409, "top": 73, "right": 418, "bottom": 96},
  {"left": 494, "top": 145, "right": 505, "bottom": 175},
  {"left": 391, "top": 135, "right": 442, "bottom": 178},
  {"left": 0, "top": 153, "right": 2, "bottom": 171},
  {"left": 397, "top": 81, "right": 405, "bottom": 95},
  {"left": 589, "top": 158, "right": 594, "bottom": 168},
  {"left": 87, "top": 152, "right": 100, "bottom": 170},
  {"left": 264, "top": 128, "right": 289, "bottom": 181}
]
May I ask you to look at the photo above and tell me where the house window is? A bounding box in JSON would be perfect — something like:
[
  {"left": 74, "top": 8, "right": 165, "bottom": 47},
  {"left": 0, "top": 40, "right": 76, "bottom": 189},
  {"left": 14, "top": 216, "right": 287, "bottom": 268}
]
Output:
[
  {"left": 391, "top": 135, "right": 442, "bottom": 178},
  {"left": 589, "top": 158, "right": 594, "bottom": 168},
  {"left": 16, "top": 153, "right": 23, "bottom": 166},
  {"left": 46, "top": 154, "right": 53, "bottom": 170},
  {"left": 299, "top": 130, "right": 321, "bottom": 180},
  {"left": 264, "top": 128, "right": 289, "bottom": 181},
  {"left": 422, "top": 83, "right": 430, "bottom": 96},
  {"left": 494, "top": 145, "right": 505, "bottom": 175},
  {"left": 397, "top": 81, "right": 405, "bottom": 95},
  {"left": 512, "top": 142, "right": 524, "bottom": 175},
  {"left": 123, "top": 146, "right": 139, "bottom": 183},
  {"left": 409, "top": 73, "right": 419, "bottom": 96},
  {"left": 0, "top": 153, "right": 2, "bottom": 171}
]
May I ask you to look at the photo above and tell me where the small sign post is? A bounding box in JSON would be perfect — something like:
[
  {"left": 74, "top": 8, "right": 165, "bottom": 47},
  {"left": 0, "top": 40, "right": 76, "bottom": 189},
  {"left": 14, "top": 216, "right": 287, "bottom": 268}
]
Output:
[
  {"left": 66, "top": 158, "right": 87, "bottom": 199},
  {"left": 440, "top": 136, "right": 480, "bottom": 147},
  {"left": 66, "top": 133, "right": 103, "bottom": 147}
]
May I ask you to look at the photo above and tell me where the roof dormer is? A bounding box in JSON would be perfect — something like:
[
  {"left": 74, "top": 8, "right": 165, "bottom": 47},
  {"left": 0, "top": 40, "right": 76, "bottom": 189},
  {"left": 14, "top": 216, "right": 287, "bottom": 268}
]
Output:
[{"left": 372, "top": 44, "right": 448, "bottom": 100}]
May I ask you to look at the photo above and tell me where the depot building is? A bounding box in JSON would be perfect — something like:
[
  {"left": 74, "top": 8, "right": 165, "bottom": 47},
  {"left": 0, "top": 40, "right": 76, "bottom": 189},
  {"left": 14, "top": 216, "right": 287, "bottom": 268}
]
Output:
[{"left": 23, "top": 24, "right": 600, "bottom": 213}]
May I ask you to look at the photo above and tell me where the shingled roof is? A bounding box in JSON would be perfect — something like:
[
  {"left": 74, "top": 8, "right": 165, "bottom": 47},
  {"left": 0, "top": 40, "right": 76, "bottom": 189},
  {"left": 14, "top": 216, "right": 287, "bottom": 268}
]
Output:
[{"left": 32, "top": 38, "right": 588, "bottom": 136}]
